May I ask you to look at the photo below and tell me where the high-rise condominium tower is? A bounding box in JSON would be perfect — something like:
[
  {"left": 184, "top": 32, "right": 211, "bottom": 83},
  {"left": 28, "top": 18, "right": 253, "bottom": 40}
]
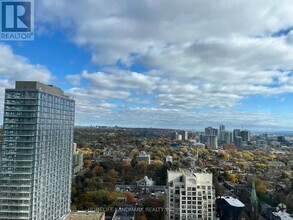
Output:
[
  {"left": 0, "top": 82, "right": 75, "bottom": 220},
  {"left": 165, "top": 169, "right": 215, "bottom": 220}
]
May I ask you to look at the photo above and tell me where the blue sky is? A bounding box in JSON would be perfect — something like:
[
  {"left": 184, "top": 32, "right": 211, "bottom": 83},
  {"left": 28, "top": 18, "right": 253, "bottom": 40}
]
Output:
[{"left": 1, "top": 0, "right": 293, "bottom": 131}]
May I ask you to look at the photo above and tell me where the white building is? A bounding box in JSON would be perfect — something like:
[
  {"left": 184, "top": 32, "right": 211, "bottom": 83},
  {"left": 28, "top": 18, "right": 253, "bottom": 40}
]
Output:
[
  {"left": 136, "top": 151, "right": 151, "bottom": 164},
  {"left": 189, "top": 140, "right": 205, "bottom": 149},
  {"left": 72, "top": 143, "right": 77, "bottom": 153},
  {"left": 271, "top": 211, "right": 293, "bottom": 220},
  {"left": 72, "top": 144, "right": 83, "bottom": 175},
  {"left": 177, "top": 134, "right": 183, "bottom": 141},
  {"left": 165, "top": 169, "right": 215, "bottom": 220},
  {"left": 166, "top": 155, "right": 173, "bottom": 164},
  {"left": 189, "top": 140, "right": 197, "bottom": 148}
]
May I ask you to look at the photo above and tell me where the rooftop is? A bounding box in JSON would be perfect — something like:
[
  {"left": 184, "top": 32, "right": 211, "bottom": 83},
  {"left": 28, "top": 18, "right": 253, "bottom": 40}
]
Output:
[
  {"left": 65, "top": 211, "right": 105, "bottom": 220},
  {"left": 272, "top": 211, "right": 293, "bottom": 220},
  {"left": 13, "top": 81, "right": 68, "bottom": 97},
  {"left": 137, "top": 176, "right": 154, "bottom": 186},
  {"left": 219, "top": 196, "right": 245, "bottom": 208},
  {"left": 112, "top": 208, "right": 135, "bottom": 220},
  {"left": 137, "top": 151, "right": 149, "bottom": 156},
  {"left": 167, "top": 169, "right": 213, "bottom": 185}
]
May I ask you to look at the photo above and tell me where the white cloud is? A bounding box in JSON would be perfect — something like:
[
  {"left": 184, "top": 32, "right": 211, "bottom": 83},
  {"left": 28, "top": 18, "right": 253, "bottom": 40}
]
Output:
[
  {"left": 35, "top": 0, "right": 293, "bottom": 129},
  {"left": 66, "top": 87, "right": 131, "bottom": 100},
  {"left": 71, "top": 105, "right": 293, "bottom": 131},
  {"left": 0, "top": 44, "right": 54, "bottom": 83},
  {"left": 80, "top": 69, "right": 159, "bottom": 92},
  {"left": 0, "top": 44, "right": 55, "bottom": 123},
  {"left": 65, "top": 74, "right": 81, "bottom": 86},
  {"left": 37, "top": 0, "right": 293, "bottom": 64}
]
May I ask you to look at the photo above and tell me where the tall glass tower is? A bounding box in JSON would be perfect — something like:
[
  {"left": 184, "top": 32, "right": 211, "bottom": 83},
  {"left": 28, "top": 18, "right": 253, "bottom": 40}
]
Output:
[{"left": 0, "top": 82, "right": 75, "bottom": 220}]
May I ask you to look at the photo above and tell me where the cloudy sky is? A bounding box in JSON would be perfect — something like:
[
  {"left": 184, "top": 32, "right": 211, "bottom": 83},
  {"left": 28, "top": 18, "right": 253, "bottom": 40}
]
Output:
[{"left": 1, "top": 0, "right": 293, "bottom": 131}]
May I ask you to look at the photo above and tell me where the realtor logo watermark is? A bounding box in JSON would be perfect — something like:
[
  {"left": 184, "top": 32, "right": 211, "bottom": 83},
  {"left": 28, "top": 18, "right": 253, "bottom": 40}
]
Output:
[{"left": 1, "top": 0, "right": 34, "bottom": 40}]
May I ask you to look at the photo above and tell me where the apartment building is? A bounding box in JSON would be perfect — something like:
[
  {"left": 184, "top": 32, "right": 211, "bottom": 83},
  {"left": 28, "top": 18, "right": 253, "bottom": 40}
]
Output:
[{"left": 165, "top": 169, "right": 215, "bottom": 220}]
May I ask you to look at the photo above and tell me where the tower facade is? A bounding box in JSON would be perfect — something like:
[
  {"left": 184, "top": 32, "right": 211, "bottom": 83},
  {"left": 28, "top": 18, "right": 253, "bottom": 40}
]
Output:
[
  {"left": 0, "top": 82, "right": 75, "bottom": 220},
  {"left": 233, "top": 129, "right": 241, "bottom": 143},
  {"left": 205, "top": 127, "right": 218, "bottom": 136},
  {"left": 165, "top": 169, "right": 215, "bottom": 220},
  {"left": 240, "top": 130, "right": 251, "bottom": 142},
  {"left": 206, "top": 135, "right": 218, "bottom": 149}
]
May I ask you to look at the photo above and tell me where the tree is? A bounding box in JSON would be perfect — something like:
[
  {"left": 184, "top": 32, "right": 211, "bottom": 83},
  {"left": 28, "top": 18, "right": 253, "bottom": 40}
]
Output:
[
  {"left": 147, "top": 163, "right": 162, "bottom": 181},
  {"left": 255, "top": 163, "right": 267, "bottom": 168},
  {"left": 242, "top": 151, "right": 254, "bottom": 161},
  {"left": 155, "top": 163, "right": 170, "bottom": 185},
  {"left": 121, "top": 160, "right": 129, "bottom": 167},
  {"left": 130, "top": 149, "right": 140, "bottom": 158},
  {"left": 99, "top": 160, "right": 115, "bottom": 172},
  {"left": 84, "top": 159, "right": 91, "bottom": 167},
  {"left": 125, "top": 192, "right": 136, "bottom": 203},
  {"left": 228, "top": 173, "right": 238, "bottom": 183},
  {"left": 255, "top": 179, "right": 267, "bottom": 196},
  {"left": 104, "top": 169, "right": 117, "bottom": 186},
  {"left": 143, "top": 198, "right": 164, "bottom": 220},
  {"left": 155, "top": 150, "right": 165, "bottom": 158},
  {"left": 215, "top": 184, "right": 225, "bottom": 196},
  {"left": 219, "top": 150, "right": 231, "bottom": 160},
  {"left": 84, "top": 170, "right": 93, "bottom": 178},
  {"left": 131, "top": 158, "right": 138, "bottom": 168},
  {"left": 138, "top": 213, "right": 148, "bottom": 220},
  {"left": 92, "top": 165, "right": 104, "bottom": 176},
  {"left": 248, "top": 177, "right": 267, "bottom": 198},
  {"left": 83, "top": 178, "right": 102, "bottom": 191}
]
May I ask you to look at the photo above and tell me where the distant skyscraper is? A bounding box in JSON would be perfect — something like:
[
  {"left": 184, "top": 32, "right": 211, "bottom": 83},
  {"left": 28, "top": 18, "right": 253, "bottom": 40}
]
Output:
[
  {"left": 240, "top": 130, "right": 251, "bottom": 142},
  {"left": 219, "top": 124, "right": 225, "bottom": 131},
  {"left": 235, "top": 136, "right": 242, "bottom": 148},
  {"left": 171, "top": 131, "right": 177, "bottom": 140},
  {"left": 199, "top": 134, "right": 207, "bottom": 144},
  {"left": 233, "top": 129, "right": 241, "bottom": 143},
  {"left": 224, "top": 131, "right": 232, "bottom": 144},
  {"left": 182, "top": 131, "right": 188, "bottom": 140},
  {"left": 0, "top": 82, "right": 75, "bottom": 220},
  {"left": 165, "top": 169, "right": 215, "bottom": 220},
  {"left": 277, "top": 136, "right": 286, "bottom": 142},
  {"left": 206, "top": 135, "right": 218, "bottom": 149},
  {"left": 205, "top": 127, "right": 218, "bottom": 136},
  {"left": 219, "top": 125, "right": 225, "bottom": 143}
]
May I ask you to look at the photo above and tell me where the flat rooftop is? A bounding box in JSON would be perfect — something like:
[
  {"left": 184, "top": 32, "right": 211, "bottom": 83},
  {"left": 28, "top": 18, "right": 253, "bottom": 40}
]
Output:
[
  {"left": 65, "top": 211, "right": 105, "bottom": 220},
  {"left": 13, "top": 81, "right": 67, "bottom": 97},
  {"left": 272, "top": 211, "right": 293, "bottom": 220},
  {"left": 112, "top": 210, "right": 135, "bottom": 220}
]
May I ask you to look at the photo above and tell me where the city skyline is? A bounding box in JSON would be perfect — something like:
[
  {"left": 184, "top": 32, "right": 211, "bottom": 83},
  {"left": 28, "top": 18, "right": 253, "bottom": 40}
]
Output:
[{"left": 1, "top": 1, "right": 293, "bottom": 131}]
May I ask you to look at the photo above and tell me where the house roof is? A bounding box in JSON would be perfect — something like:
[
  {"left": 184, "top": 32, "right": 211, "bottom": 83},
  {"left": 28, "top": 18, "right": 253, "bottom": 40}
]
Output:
[{"left": 221, "top": 196, "right": 245, "bottom": 208}]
